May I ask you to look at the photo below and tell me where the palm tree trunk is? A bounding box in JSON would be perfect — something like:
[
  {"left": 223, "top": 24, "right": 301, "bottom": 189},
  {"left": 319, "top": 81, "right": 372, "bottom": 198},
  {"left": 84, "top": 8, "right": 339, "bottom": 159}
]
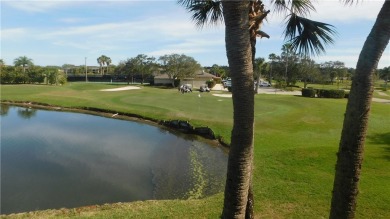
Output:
[
  {"left": 330, "top": 2, "right": 390, "bottom": 218},
  {"left": 221, "top": 1, "right": 255, "bottom": 218}
]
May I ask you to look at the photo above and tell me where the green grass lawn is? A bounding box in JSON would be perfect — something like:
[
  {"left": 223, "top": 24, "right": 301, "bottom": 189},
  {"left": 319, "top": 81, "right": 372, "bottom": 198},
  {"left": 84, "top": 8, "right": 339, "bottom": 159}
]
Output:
[{"left": 1, "top": 83, "right": 389, "bottom": 218}]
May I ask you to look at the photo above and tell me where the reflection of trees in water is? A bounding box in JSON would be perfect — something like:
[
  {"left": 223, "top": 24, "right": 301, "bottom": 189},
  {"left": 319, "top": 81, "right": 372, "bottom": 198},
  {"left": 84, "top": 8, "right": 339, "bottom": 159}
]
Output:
[
  {"left": 151, "top": 138, "right": 192, "bottom": 199},
  {"left": 17, "top": 107, "right": 37, "bottom": 119},
  {"left": 1, "top": 104, "right": 10, "bottom": 116},
  {"left": 150, "top": 137, "right": 227, "bottom": 200}
]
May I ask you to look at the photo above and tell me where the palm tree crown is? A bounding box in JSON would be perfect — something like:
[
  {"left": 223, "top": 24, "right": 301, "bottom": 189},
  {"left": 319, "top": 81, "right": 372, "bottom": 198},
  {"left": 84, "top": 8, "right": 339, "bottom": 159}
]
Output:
[
  {"left": 178, "top": 0, "right": 336, "bottom": 57},
  {"left": 97, "top": 55, "right": 111, "bottom": 75},
  {"left": 13, "top": 56, "right": 33, "bottom": 72}
]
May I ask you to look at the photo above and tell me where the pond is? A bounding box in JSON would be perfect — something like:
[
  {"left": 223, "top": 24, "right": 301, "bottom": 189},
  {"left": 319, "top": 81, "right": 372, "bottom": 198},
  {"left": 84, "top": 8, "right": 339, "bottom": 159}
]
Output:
[{"left": 0, "top": 105, "right": 227, "bottom": 214}]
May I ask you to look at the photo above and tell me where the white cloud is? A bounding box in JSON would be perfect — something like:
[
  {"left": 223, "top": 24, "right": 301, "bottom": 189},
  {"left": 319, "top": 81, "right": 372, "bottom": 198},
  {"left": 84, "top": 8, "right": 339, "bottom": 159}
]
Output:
[
  {"left": 0, "top": 28, "right": 27, "bottom": 40},
  {"left": 2, "top": 1, "right": 75, "bottom": 13},
  {"left": 263, "top": 0, "right": 384, "bottom": 24},
  {"left": 312, "top": 0, "right": 384, "bottom": 22},
  {"left": 58, "top": 17, "right": 88, "bottom": 24}
]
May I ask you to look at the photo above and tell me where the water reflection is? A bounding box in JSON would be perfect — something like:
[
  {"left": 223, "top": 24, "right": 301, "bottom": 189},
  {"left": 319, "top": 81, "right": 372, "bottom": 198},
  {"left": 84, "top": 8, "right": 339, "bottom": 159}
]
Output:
[
  {"left": 1, "top": 104, "right": 10, "bottom": 115},
  {"left": 17, "top": 107, "right": 37, "bottom": 119},
  {"left": 0, "top": 105, "right": 227, "bottom": 214}
]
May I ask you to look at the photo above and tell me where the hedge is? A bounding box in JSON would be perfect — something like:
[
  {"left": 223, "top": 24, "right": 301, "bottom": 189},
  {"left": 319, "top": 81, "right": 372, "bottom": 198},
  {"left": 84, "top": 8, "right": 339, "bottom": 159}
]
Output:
[
  {"left": 301, "top": 88, "right": 346, "bottom": 99},
  {"left": 301, "top": 88, "right": 316, "bottom": 98},
  {"left": 317, "top": 89, "right": 345, "bottom": 99}
]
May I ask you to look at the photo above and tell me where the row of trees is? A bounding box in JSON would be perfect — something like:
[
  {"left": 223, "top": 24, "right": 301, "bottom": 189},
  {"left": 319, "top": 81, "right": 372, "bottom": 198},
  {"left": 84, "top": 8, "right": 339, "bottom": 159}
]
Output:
[
  {"left": 1, "top": 57, "right": 66, "bottom": 85},
  {"left": 254, "top": 50, "right": 389, "bottom": 91},
  {"left": 1, "top": 65, "right": 66, "bottom": 85},
  {"left": 114, "top": 53, "right": 201, "bottom": 86}
]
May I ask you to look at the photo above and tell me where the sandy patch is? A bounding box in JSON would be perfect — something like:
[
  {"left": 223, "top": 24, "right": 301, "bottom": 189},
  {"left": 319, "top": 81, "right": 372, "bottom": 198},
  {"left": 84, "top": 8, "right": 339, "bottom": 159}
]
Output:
[
  {"left": 257, "top": 88, "right": 301, "bottom": 95},
  {"left": 100, "top": 86, "right": 141, "bottom": 92},
  {"left": 372, "top": 98, "right": 390, "bottom": 103},
  {"left": 213, "top": 94, "right": 232, "bottom": 98},
  {"left": 377, "top": 91, "right": 389, "bottom": 96},
  {"left": 212, "top": 88, "right": 301, "bottom": 98}
]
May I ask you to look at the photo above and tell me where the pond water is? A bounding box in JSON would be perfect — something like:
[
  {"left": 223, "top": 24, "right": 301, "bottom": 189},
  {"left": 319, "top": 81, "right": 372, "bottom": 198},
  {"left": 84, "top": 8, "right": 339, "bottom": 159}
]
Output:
[{"left": 0, "top": 105, "right": 227, "bottom": 214}]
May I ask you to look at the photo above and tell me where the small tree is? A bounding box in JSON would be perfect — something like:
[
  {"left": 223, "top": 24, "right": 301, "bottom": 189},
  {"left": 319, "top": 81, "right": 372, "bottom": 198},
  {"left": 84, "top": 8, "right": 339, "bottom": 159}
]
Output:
[
  {"left": 158, "top": 54, "right": 201, "bottom": 87},
  {"left": 298, "top": 57, "right": 320, "bottom": 88}
]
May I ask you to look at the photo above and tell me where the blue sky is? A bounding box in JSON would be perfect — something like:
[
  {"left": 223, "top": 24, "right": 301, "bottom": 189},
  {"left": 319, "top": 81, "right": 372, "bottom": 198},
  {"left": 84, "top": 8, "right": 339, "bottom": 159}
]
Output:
[{"left": 1, "top": 0, "right": 389, "bottom": 68}]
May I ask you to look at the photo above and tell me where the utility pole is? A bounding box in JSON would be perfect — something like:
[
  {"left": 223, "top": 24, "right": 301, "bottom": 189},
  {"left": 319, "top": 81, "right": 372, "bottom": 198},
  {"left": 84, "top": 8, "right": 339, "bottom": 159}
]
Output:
[{"left": 85, "top": 57, "right": 88, "bottom": 82}]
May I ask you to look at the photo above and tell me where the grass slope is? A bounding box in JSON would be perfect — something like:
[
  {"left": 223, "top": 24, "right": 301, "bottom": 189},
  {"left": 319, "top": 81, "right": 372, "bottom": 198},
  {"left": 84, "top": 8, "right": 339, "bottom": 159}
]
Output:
[{"left": 1, "top": 83, "right": 389, "bottom": 218}]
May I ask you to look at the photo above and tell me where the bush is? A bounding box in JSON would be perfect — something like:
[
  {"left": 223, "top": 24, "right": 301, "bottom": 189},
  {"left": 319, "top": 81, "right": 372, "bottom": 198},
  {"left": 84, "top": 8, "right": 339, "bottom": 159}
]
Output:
[
  {"left": 213, "top": 77, "right": 222, "bottom": 84},
  {"left": 206, "top": 79, "right": 216, "bottom": 88},
  {"left": 317, "top": 89, "right": 345, "bottom": 99},
  {"left": 174, "top": 79, "right": 180, "bottom": 87},
  {"left": 301, "top": 88, "right": 316, "bottom": 98}
]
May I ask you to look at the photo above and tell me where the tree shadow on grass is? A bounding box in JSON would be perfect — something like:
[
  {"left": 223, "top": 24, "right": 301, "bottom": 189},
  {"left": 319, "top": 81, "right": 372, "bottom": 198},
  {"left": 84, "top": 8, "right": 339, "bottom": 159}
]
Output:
[{"left": 367, "top": 132, "right": 390, "bottom": 161}]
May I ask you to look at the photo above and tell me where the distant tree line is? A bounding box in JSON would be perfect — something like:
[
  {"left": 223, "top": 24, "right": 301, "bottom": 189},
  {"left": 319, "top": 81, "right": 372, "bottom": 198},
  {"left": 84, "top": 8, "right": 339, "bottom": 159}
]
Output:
[
  {"left": 250, "top": 43, "right": 389, "bottom": 89},
  {"left": 2, "top": 53, "right": 387, "bottom": 87},
  {"left": 0, "top": 56, "right": 66, "bottom": 85}
]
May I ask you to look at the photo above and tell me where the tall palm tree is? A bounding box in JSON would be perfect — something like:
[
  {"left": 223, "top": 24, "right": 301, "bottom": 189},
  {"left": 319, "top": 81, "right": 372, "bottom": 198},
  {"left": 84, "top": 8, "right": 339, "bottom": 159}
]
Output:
[
  {"left": 13, "top": 56, "right": 33, "bottom": 73},
  {"left": 97, "top": 55, "right": 111, "bottom": 75},
  {"left": 179, "top": 1, "right": 335, "bottom": 218},
  {"left": 330, "top": 1, "right": 390, "bottom": 218},
  {"left": 106, "top": 57, "right": 112, "bottom": 74},
  {"left": 97, "top": 56, "right": 104, "bottom": 75},
  {"left": 268, "top": 53, "right": 278, "bottom": 85},
  {"left": 253, "top": 57, "right": 266, "bottom": 94}
]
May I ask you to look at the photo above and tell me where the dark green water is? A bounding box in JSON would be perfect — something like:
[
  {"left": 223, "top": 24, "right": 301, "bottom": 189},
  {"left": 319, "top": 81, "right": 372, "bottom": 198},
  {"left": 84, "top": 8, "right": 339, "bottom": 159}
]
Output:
[{"left": 0, "top": 105, "right": 227, "bottom": 214}]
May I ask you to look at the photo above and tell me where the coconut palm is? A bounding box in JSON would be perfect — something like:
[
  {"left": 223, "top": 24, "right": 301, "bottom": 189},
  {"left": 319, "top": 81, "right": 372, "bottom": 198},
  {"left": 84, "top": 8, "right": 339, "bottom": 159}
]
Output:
[
  {"left": 330, "top": 1, "right": 390, "bottom": 218},
  {"left": 106, "top": 57, "right": 112, "bottom": 74},
  {"left": 179, "top": 0, "right": 336, "bottom": 218},
  {"left": 97, "top": 56, "right": 104, "bottom": 75},
  {"left": 13, "top": 56, "right": 33, "bottom": 73},
  {"left": 97, "top": 55, "right": 111, "bottom": 75},
  {"left": 253, "top": 57, "right": 266, "bottom": 94}
]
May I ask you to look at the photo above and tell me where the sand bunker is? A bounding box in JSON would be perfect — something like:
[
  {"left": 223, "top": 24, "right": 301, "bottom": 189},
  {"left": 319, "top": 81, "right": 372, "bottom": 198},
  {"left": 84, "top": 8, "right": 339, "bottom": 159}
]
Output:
[
  {"left": 213, "top": 94, "right": 232, "bottom": 98},
  {"left": 100, "top": 86, "right": 141, "bottom": 92}
]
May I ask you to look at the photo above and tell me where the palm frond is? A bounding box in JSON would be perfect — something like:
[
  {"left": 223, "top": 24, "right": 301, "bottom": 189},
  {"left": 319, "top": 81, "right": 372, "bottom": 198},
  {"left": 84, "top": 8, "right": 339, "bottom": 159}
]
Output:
[
  {"left": 284, "top": 14, "right": 337, "bottom": 56},
  {"left": 271, "top": 0, "right": 316, "bottom": 16},
  {"left": 178, "top": 0, "right": 223, "bottom": 28},
  {"left": 342, "top": 0, "right": 360, "bottom": 6}
]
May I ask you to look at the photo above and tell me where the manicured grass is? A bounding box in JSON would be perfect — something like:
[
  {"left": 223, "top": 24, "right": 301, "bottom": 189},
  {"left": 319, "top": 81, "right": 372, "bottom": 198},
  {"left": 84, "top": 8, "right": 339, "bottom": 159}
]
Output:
[{"left": 1, "top": 83, "right": 389, "bottom": 218}]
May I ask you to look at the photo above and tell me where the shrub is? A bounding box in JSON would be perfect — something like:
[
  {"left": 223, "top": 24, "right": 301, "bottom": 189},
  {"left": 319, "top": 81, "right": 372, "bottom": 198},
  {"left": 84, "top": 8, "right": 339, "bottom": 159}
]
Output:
[
  {"left": 213, "top": 77, "right": 222, "bottom": 84},
  {"left": 206, "top": 79, "right": 216, "bottom": 88},
  {"left": 174, "top": 79, "right": 180, "bottom": 87},
  {"left": 317, "top": 89, "right": 345, "bottom": 99},
  {"left": 301, "top": 88, "right": 316, "bottom": 98}
]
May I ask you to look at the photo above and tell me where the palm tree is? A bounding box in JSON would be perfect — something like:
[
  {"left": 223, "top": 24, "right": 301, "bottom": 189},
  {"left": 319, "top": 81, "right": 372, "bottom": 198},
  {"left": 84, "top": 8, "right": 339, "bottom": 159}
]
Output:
[
  {"left": 179, "top": 1, "right": 335, "bottom": 218},
  {"left": 106, "top": 57, "right": 112, "bottom": 74},
  {"left": 97, "top": 56, "right": 104, "bottom": 75},
  {"left": 13, "top": 56, "right": 33, "bottom": 73},
  {"left": 268, "top": 53, "right": 278, "bottom": 85},
  {"left": 97, "top": 55, "right": 111, "bottom": 75},
  {"left": 330, "top": 1, "right": 390, "bottom": 218},
  {"left": 0, "top": 59, "right": 4, "bottom": 67},
  {"left": 253, "top": 57, "right": 266, "bottom": 94}
]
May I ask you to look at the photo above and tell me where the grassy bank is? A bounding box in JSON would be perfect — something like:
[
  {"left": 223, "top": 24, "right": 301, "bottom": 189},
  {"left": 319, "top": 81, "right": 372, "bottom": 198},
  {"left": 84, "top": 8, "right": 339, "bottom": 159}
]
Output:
[{"left": 1, "top": 83, "right": 389, "bottom": 218}]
